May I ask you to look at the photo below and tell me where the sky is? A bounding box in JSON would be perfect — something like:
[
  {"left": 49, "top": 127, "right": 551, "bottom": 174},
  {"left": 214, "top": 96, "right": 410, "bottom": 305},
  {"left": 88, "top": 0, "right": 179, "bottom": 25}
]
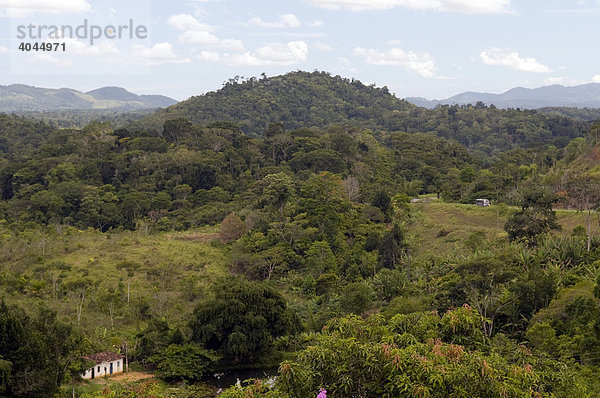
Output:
[{"left": 0, "top": 0, "right": 600, "bottom": 101}]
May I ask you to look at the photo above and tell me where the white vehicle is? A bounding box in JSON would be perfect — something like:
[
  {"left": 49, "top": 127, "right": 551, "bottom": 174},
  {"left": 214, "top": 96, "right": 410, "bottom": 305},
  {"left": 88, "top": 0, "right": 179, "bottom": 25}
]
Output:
[{"left": 476, "top": 199, "right": 490, "bottom": 207}]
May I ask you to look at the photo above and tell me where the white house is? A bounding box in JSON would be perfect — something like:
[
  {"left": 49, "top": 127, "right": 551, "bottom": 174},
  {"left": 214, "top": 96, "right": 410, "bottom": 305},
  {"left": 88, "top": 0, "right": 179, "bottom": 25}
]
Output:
[{"left": 81, "top": 352, "right": 125, "bottom": 380}]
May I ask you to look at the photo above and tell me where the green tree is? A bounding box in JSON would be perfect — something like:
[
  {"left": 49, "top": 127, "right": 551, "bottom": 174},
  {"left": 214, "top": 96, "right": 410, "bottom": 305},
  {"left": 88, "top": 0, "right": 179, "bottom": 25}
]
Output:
[
  {"left": 378, "top": 224, "right": 407, "bottom": 272},
  {"left": 340, "top": 282, "right": 374, "bottom": 314},
  {"left": 219, "top": 213, "right": 246, "bottom": 243},
  {"left": 189, "top": 277, "right": 300, "bottom": 361},
  {"left": 162, "top": 118, "right": 193, "bottom": 144},
  {"left": 257, "top": 173, "right": 295, "bottom": 218},
  {"left": 148, "top": 344, "right": 219, "bottom": 382},
  {"left": 305, "top": 240, "right": 337, "bottom": 277},
  {"left": 300, "top": 172, "right": 350, "bottom": 243},
  {"left": 371, "top": 190, "right": 392, "bottom": 221},
  {"left": 0, "top": 303, "right": 87, "bottom": 398},
  {"left": 30, "top": 190, "right": 64, "bottom": 222},
  {"left": 505, "top": 187, "right": 560, "bottom": 246},
  {"left": 222, "top": 308, "right": 595, "bottom": 398},
  {"left": 251, "top": 242, "right": 295, "bottom": 280}
]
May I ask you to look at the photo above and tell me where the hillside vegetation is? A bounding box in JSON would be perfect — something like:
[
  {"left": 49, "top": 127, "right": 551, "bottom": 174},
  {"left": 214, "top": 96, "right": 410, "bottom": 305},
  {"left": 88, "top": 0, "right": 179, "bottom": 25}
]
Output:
[
  {"left": 136, "top": 71, "right": 588, "bottom": 158},
  {"left": 135, "top": 71, "right": 414, "bottom": 134},
  {"left": 2, "top": 72, "right": 600, "bottom": 397}
]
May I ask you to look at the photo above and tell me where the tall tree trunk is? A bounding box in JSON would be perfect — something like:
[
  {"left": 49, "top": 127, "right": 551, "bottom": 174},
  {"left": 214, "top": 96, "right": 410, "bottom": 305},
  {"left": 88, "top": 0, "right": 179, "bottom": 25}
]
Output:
[{"left": 77, "top": 291, "right": 85, "bottom": 327}]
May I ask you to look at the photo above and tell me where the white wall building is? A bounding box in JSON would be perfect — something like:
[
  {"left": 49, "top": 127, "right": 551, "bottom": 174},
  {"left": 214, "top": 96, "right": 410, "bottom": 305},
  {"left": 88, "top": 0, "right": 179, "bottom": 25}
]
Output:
[{"left": 81, "top": 352, "right": 125, "bottom": 380}]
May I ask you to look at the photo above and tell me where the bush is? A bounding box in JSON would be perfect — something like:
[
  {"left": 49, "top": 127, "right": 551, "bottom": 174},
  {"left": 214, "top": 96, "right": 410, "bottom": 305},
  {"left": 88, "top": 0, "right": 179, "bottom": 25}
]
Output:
[
  {"left": 148, "top": 344, "right": 219, "bottom": 382},
  {"left": 219, "top": 213, "right": 246, "bottom": 243}
]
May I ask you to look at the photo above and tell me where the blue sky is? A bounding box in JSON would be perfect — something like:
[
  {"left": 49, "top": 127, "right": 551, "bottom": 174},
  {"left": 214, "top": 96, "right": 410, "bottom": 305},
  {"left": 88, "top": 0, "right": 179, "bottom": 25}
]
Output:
[{"left": 0, "top": 0, "right": 599, "bottom": 101}]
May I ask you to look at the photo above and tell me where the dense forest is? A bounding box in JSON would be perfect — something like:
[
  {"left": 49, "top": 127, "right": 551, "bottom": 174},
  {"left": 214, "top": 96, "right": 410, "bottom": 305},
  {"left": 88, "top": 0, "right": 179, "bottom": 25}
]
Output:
[
  {"left": 2, "top": 72, "right": 600, "bottom": 397},
  {"left": 134, "top": 72, "right": 588, "bottom": 157}
]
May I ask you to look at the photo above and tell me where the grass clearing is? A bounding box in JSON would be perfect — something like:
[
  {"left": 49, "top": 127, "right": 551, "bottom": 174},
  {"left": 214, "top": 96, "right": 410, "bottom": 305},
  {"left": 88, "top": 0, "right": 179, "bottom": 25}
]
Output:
[
  {"left": 411, "top": 202, "right": 590, "bottom": 260},
  {"left": 0, "top": 225, "right": 230, "bottom": 331}
]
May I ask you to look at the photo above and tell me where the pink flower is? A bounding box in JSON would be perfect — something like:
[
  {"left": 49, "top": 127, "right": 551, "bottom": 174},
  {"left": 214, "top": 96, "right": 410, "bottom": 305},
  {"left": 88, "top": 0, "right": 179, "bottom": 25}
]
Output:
[{"left": 317, "top": 388, "right": 327, "bottom": 398}]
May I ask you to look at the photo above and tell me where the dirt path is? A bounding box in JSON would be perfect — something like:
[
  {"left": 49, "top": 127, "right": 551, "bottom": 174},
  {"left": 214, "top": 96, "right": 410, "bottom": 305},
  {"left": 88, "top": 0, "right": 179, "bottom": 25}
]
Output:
[{"left": 90, "top": 371, "right": 155, "bottom": 383}]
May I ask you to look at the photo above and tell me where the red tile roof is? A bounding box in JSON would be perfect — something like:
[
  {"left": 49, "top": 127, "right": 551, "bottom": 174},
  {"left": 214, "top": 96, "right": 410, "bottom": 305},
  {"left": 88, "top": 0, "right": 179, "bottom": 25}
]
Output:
[{"left": 83, "top": 352, "right": 124, "bottom": 364}]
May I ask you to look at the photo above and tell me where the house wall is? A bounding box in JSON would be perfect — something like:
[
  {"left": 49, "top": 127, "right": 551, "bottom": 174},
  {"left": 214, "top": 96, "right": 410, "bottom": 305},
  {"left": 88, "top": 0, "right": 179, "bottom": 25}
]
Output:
[{"left": 81, "top": 358, "right": 124, "bottom": 380}]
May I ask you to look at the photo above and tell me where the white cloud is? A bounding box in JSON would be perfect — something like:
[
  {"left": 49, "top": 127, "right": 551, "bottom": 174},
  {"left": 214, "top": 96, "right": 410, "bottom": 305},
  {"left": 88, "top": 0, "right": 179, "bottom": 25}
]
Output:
[
  {"left": 338, "top": 57, "right": 357, "bottom": 73},
  {"left": 314, "top": 42, "right": 333, "bottom": 51},
  {"left": 179, "top": 30, "right": 219, "bottom": 43},
  {"left": 304, "top": 0, "right": 512, "bottom": 13},
  {"left": 167, "top": 14, "right": 214, "bottom": 32},
  {"left": 308, "top": 20, "right": 324, "bottom": 27},
  {"left": 545, "top": 8, "right": 600, "bottom": 14},
  {"left": 353, "top": 47, "right": 436, "bottom": 77},
  {"left": 0, "top": 0, "right": 91, "bottom": 16},
  {"left": 593, "top": 75, "right": 600, "bottom": 83},
  {"left": 216, "top": 39, "right": 245, "bottom": 51},
  {"left": 199, "top": 50, "right": 221, "bottom": 62},
  {"left": 27, "top": 53, "right": 72, "bottom": 67},
  {"left": 283, "top": 32, "right": 326, "bottom": 38},
  {"left": 248, "top": 14, "right": 301, "bottom": 28},
  {"left": 132, "top": 42, "right": 190, "bottom": 65},
  {"left": 480, "top": 47, "right": 550, "bottom": 73},
  {"left": 198, "top": 41, "right": 308, "bottom": 66},
  {"left": 178, "top": 31, "right": 243, "bottom": 50},
  {"left": 544, "top": 77, "right": 586, "bottom": 86},
  {"left": 0, "top": 8, "right": 26, "bottom": 17},
  {"left": 0, "top": 45, "right": 9, "bottom": 53},
  {"left": 281, "top": 14, "right": 301, "bottom": 27},
  {"left": 168, "top": 13, "right": 244, "bottom": 50}
]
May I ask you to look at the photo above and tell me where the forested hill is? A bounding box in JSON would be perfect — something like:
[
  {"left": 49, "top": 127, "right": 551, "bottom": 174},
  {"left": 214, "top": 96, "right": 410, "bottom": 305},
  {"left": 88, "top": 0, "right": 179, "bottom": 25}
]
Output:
[
  {"left": 134, "top": 71, "right": 416, "bottom": 133},
  {"left": 135, "top": 71, "right": 590, "bottom": 158}
]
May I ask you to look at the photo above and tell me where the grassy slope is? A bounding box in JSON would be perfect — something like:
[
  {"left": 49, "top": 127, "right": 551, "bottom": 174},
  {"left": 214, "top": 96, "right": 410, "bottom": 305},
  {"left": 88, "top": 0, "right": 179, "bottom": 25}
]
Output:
[
  {"left": 2, "top": 203, "right": 586, "bottom": 324},
  {"left": 0, "top": 226, "right": 228, "bottom": 331},
  {"left": 411, "top": 201, "right": 586, "bottom": 260}
]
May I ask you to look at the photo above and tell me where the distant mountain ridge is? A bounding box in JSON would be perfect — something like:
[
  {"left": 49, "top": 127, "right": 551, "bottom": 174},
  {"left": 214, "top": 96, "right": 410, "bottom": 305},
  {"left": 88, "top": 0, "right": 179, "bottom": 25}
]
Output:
[
  {"left": 0, "top": 84, "right": 177, "bottom": 112},
  {"left": 406, "top": 83, "right": 600, "bottom": 109}
]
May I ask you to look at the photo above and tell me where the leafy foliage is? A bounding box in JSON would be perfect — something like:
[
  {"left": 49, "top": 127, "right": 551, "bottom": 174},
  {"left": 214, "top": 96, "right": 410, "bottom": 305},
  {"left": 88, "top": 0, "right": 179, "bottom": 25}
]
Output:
[
  {"left": 148, "top": 344, "right": 219, "bottom": 382},
  {"left": 224, "top": 309, "right": 599, "bottom": 397},
  {"left": 189, "top": 277, "right": 301, "bottom": 361}
]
